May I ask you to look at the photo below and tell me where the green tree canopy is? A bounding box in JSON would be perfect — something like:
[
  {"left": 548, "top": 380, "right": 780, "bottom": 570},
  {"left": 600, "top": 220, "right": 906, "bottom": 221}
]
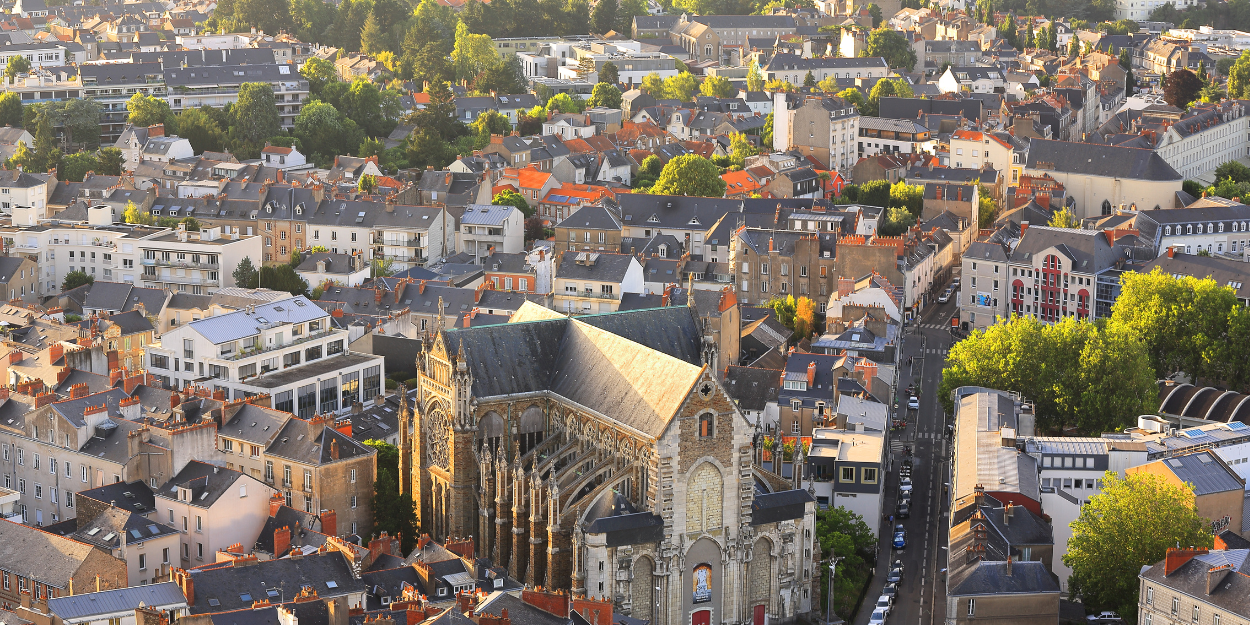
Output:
[
  {"left": 126, "top": 93, "right": 175, "bottom": 130},
  {"left": 599, "top": 61, "right": 619, "bottom": 85},
  {"left": 700, "top": 75, "right": 735, "bottom": 98},
  {"left": 61, "top": 270, "right": 93, "bottom": 292},
  {"left": 0, "top": 92, "right": 21, "bottom": 128},
  {"left": 857, "top": 179, "right": 890, "bottom": 207},
  {"left": 123, "top": 200, "right": 154, "bottom": 225},
  {"left": 230, "top": 83, "right": 282, "bottom": 158},
  {"left": 452, "top": 21, "right": 499, "bottom": 82},
  {"left": 1215, "top": 160, "right": 1250, "bottom": 183},
  {"left": 3, "top": 55, "right": 29, "bottom": 80},
  {"left": 493, "top": 189, "right": 532, "bottom": 218},
  {"left": 1064, "top": 472, "right": 1214, "bottom": 617},
  {"left": 176, "top": 107, "right": 227, "bottom": 154},
  {"left": 1163, "top": 69, "right": 1202, "bottom": 108},
  {"left": 1048, "top": 206, "right": 1081, "bottom": 228},
  {"left": 815, "top": 507, "right": 875, "bottom": 618},
  {"left": 663, "top": 72, "right": 699, "bottom": 101},
  {"left": 650, "top": 154, "right": 726, "bottom": 197},
  {"left": 301, "top": 57, "right": 339, "bottom": 101},
  {"left": 586, "top": 82, "right": 623, "bottom": 109},
  {"left": 97, "top": 147, "right": 124, "bottom": 176},
  {"left": 362, "top": 439, "right": 418, "bottom": 554},
  {"left": 862, "top": 28, "right": 916, "bottom": 71},
  {"left": 877, "top": 206, "right": 916, "bottom": 236},
  {"left": 591, "top": 0, "right": 617, "bottom": 34},
  {"left": 57, "top": 151, "right": 100, "bottom": 183},
  {"left": 747, "top": 58, "right": 763, "bottom": 91},
  {"left": 938, "top": 315, "right": 1157, "bottom": 434},
  {"left": 295, "top": 100, "right": 365, "bottom": 167}
]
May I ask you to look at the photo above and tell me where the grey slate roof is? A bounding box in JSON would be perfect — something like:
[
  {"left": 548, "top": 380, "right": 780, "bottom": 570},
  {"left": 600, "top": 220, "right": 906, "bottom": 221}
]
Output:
[
  {"left": 266, "top": 418, "right": 373, "bottom": 465},
  {"left": 186, "top": 552, "right": 365, "bottom": 614},
  {"left": 1156, "top": 451, "right": 1244, "bottom": 495},
  {"left": 1008, "top": 225, "right": 1125, "bottom": 273},
  {"left": 0, "top": 519, "right": 101, "bottom": 588},
  {"left": 189, "top": 296, "right": 326, "bottom": 344},
  {"left": 49, "top": 582, "right": 186, "bottom": 622},
  {"left": 1026, "top": 138, "right": 1182, "bottom": 181},
  {"left": 155, "top": 460, "right": 247, "bottom": 510},
  {"left": 555, "top": 251, "right": 636, "bottom": 282},
  {"left": 722, "top": 365, "right": 781, "bottom": 411}
]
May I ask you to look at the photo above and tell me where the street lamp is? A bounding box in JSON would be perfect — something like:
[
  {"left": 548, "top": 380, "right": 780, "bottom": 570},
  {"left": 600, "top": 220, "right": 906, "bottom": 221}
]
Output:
[{"left": 826, "top": 556, "right": 843, "bottom": 625}]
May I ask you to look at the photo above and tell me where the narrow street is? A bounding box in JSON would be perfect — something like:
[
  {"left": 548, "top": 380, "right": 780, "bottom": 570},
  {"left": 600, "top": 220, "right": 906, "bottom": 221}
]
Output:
[{"left": 851, "top": 296, "right": 960, "bottom": 625}]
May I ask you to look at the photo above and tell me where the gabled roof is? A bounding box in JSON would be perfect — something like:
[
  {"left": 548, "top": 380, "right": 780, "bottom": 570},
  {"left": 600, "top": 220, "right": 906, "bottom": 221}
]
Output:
[
  {"left": 49, "top": 582, "right": 186, "bottom": 623},
  {"left": 1026, "top": 138, "right": 1181, "bottom": 181}
]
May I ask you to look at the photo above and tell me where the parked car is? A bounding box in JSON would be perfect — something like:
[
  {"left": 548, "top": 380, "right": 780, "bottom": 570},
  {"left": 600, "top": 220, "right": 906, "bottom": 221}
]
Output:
[
  {"left": 1087, "top": 612, "right": 1122, "bottom": 623},
  {"left": 899, "top": 478, "right": 913, "bottom": 494},
  {"left": 892, "top": 525, "right": 907, "bottom": 549},
  {"left": 952, "top": 276, "right": 961, "bottom": 288},
  {"left": 875, "top": 595, "right": 893, "bottom": 611},
  {"left": 897, "top": 502, "right": 910, "bottom": 518},
  {"left": 938, "top": 288, "right": 952, "bottom": 303},
  {"left": 908, "top": 396, "right": 919, "bottom": 410},
  {"left": 881, "top": 583, "right": 897, "bottom": 600},
  {"left": 886, "top": 567, "right": 903, "bottom": 584},
  {"left": 870, "top": 609, "right": 888, "bottom": 625}
]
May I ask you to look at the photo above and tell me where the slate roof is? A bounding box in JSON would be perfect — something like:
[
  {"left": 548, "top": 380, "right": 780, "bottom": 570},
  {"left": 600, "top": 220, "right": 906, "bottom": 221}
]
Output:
[
  {"left": 186, "top": 552, "right": 365, "bottom": 614},
  {"left": 1026, "top": 138, "right": 1181, "bottom": 181},
  {"left": 221, "top": 403, "right": 290, "bottom": 446},
  {"left": 556, "top": 251, "right": 636, "bottom": 282},
  {"left": 0, "top": 519, "right": 100, "bottom": 587},
  {"left": 1138, "top": 252, "right": 1250, "bottom": 301},
  {"left": 51, "top": 388, "right": 129, "bottom": 428},
  {"left": 266, "top": 418, "right": 373, "bottom": 465},
  {"left": 1153, "top": 451, "right": 1244, "bottom": 495},
  {"left": 442, "top": 305, "right": 704, "bottom": 438},
  {"left": 154, "top": 461, "right": 248, "bottom": 510},
  {"left": 69, "top": 506, "right": 179, "bottom": 550},
  {"left": 722, "top": 365, "right": 781, "bottom": 411},
  {"left": 48, "top": 582, "right": 186, "bottom": 622},
  {"left": 1008, "top": 225, "right": 1125, "bottom": 274},
  {"left": 78, "top": 480, "right": 156, "bottom": 515},
  {"left": 188, "top": 296, "right": 326, "bottom": 344}
]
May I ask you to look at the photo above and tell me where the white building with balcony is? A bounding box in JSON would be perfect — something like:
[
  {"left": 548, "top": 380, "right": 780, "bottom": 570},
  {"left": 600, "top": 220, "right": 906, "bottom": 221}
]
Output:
[
  {"left": 372, "top": 205, "right": 455, "bottom": 269},
  {"left": 137, "top": 226, "right": 262, "bottom": 295},
  {"left": 4, "top": 223, "right": 151, "bottom": 296},
  {"left": 144, "top": 296, "right": 385, "bottom": 408},
  {"left": 459, "top": 204, "right": 524, "bottom": 264}
]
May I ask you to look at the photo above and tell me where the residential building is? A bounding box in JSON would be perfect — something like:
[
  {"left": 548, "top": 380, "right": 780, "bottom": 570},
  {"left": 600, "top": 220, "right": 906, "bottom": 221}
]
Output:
[
  {"left": 459, "top": 204, "right": 525, "bottom": 264},
  {"left": 482, "top": 250, "right": 549, "bottom": 294},
  {"left": 0, "top": 519, "right": 127, "bottom": 608},
  {"left": 761, "top": 54, "right": 890, "bottom": 84},
  {"left": 216, "top": 402, "right": 377, "bottom": 537},
  {"left": 552, "top": 251, "right": 643, "bottom": 313},
  {"left": 1138, "top": 546, "right": 1250, "bottom": 625},
  {"left": 260, "top": 145, "right": 308, "bottom": 170},
  {"left": 46, "top": 582, "right": 188, "bottom": 625},
  {"left": 857, "top": 117, "right": 932, "bottom": 157},
  {"left": 949, "top": 129, "right": 1021, "bottom": 171},
  {"left": 143, "top": 295, "right": 385, "bottom": 410},
  {"left": 937, "top": 66, "right": 1007, "bottom": 93},
  {"left": 60, "top": 505, "right": 181, "bottom": 587},
  {"left": 154, "top": 460, "right": 273, "bottom": 567},
  {"left": 1023, "top": 138, "right": 1183, "bottom": 219},
  {"left": 295, "top": 252, "right": 369, "bottom": 289},
  {"left": 730, "top": 228, "right": 837, "bottom": 306},
  {"left": 0, "top": 256, "right": 38, "bottom": 303},
  {"left": 137, "top": 226, "right": 262, "bottom": 295},
  {"left": 774, "top": 93, "right": 861, "bottom": 171},
  {"left": 805, "top": 423, "right": 887, "bottom": 528},
  {"left": 0, "top": 170, "right": 52, "bottom": 226},
  {"left": 1138, "top": 200, "right": 1250, "bottom": 258},
  {"left": 171, "top": 550, "right": 366, "bottom": 614}
]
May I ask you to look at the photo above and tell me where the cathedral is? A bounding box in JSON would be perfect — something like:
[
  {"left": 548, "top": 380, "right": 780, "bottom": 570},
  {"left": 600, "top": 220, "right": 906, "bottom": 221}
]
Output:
[{"left": 398, "top": 301, "right": 818, "bottom": 625}]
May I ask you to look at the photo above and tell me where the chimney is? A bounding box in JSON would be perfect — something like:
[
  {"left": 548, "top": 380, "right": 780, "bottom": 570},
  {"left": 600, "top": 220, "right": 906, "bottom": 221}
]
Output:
[
  {"left": 270, "top": 492, "right": 285, "bottom": 516},
  {"left": 274, "top": 525, "right": 291, "bottom": 556},
  {"left": 1168, "top": 246, "right": 1175, "bottom": 258},
  {"left": 330, "top": 438, "right": 339, "bottom": 460},
  {"left": 49, "top": 343, "right": 64, "bottom": 364},
  {"left": 806, "top": 361, "right": 816, "bottom": 386},
  {"left": 1165, "top": 547, "right": 1209, "bottom": 576},
  {"left": 1005, "top": 555, "right": 1013, "bottom": 576},
  {"left": 1003, "top": 503, "right": 1013, "bottom": 526},
  {"left": 1020, "top": 221, "right": 1029, "bottom": 236},
  {"left": 148, "top": 124, "right": 164, "bottom": 138},
  {"left": 34, "top": 392, "right": 55, "bottom": 409},
  {"left": 321, "top": 509, "right": 337, "bottom": 537}
]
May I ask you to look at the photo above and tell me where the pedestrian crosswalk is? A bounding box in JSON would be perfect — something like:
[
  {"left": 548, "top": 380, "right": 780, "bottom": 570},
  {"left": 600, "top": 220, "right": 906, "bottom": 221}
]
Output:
[
  {"left": 890, "top": 440, "right": 906, "bottom": 453},
  {"left": 924, "top": 348, "right": 949, "bottom": 356},
  {"left": 917, "top": 323, "right": 950, "bottom": 329}
]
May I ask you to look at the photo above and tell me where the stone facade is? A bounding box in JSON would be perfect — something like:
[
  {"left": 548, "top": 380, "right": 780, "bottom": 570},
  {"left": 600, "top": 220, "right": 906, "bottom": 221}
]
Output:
[{"left": 402, "top": 310, "right": 818, "bottom": 625}]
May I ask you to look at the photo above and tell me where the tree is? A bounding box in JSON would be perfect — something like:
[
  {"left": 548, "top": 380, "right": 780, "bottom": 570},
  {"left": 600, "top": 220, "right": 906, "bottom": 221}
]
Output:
[
  {"left": 727, "top": 132, "right": 755, "bottom": 168},
  {"left": 587, "top": 82, "right": 623, "bottom": 109},
  {"left": 472, "top": 55, "right": 527, "bottom": 96},
  {"left": 794, "top": 296, "right": 816, "bottom": 339},
  {"left": 978, "top": 186, "right": 998, "bottom": 227},
  {"left": 3, "top": 55, "right": 29, "bottom": 80},
  {"left": 230, "top": 83, "right": 282, "bottom": 158},
  {"left": 803, "top": 70, "right": 817, "bottom": 88},
  {"left": 616, "top": 0, "right": 646, "bottom": 33},
  {"left": 599, "top": 61, "right": 619, "bottom": 85},
  {"left": 1048, "top": 206, "right": 1080, "bottom": 228},
  {"left": 371, "top": 258, "right": 395, "bottom": 278},
  {"left": 301, "top": 57, "right": 339, "bottom": 101},
  {"left": 864, "top": 78, "right": 897, "bottom": 116},
  {"left": 1107, "top": 268, "right": 1243, "bottom": 383},
  {"left": 636, "top": 154, "right": 663, "bottom": 188},
  {"left": 1163, "top": 69, "right": 1202, "bottom": 108},
  {"left": 58, "top": 151, "right": 99, "bottom": 183},
  {"left": 878, "top": 205, "right": 916, "bottom": 236},
  {"left": 123, "top": 200, "right": 154, "bottom": 225},
  {"left": 857, "top": 179, "right": 890, "bottom": 207},
  {"left": 362, "top": 440, "right": 418, "bottom": 554},
  {"left": 126, "top": 93, "right": 174, "bottom": 130},
  {"left": 176, "top": 107, "right": 227, "bottom": 154},
  {"left": 254, "top": 264, "right": 310, "bottom": 295},
  {"left": 61, "top": 270, "right": 93, "bottom": 292},
  {"left": 452, "top": 21, "right": 498, "bottom": 82},
  {"left": 862, "top": 28, "right": 916, "bottom": 71},
  {"left": 525, "top": 216, "right": 548, "bottom": 241},
  {"left": 836, "top": 88, "right": 865, "bottom": 112},
  {"left": 179, "top": 217, "right": 201, "bottom": 231},
  {"left": 4, "top": 140, "right": 36, "bottom": 172},
  {"left": 359, "top": 11, "right": 390, "bottom": 55},
  {"left": 1215, "top": 160, "right": 1250, "bottom": 183},
  {"left": 358, "top": 174, "right": 378, "bottom": 194},
  {"left": 545, "top": 92, "right": 585, "bottom": 114},
  {"left": 97, "top": 147, "right": 124, "bottom": 176},
  {"left": 1064, "top": 472, "right": 1213, "bottom": 618},
  {"left": 43, "top": 99, "right": 102, "bottom": 148},
  {"left": 747, "top": 58, "right": 763, "bottom": 91},
  {"left": 761, "top": 112, "right": 773, "bottom": 149},
  {"left": 295, "top": 101, "right": 364, "bottom": 166},
  {"left": 663, "top": 72, "right": 699, "bottom": 101},
  {"left": 591, "top": 0, "right": 617, "bottom": 34},
  {"left": 887, "top": 180, "right": 923, "bottom": 218},
  {"left": 866, "top": 2, "right": 882, "bottom": 27},
  {"left": 815, "top": 507, "right": 876, "bottom": 618},
  {"left": 31, "top": 108, "right": 58, "bottom": 171},
  {"left": 1068, "top": 36, "right": 1080, "bottom": 57},
  {"left": 639, "top": 72, "right": 664, "bottom": 96},
  {"left": 469, "top": 110, "right": 511, "bottom": 147},
  {"left": 764, "top": 78, "right": 798, "bottom": 93},
  {"left": 700, "top": 75, "right": 735, "bottom": 98},
  {"left": 233, "top": 257, "right": 259, "bottom": 288},
  {"left": 766, "top": 294, "right": 797, "bottom": 330},
  {"left": 650, "top": 154, "right": 726, "bottom": 197},
  {"left": 0, "top": 92, "right": 20, "bottom": 128},
  {"left": 493, "top": 189, "right": 532, "bottom": 218}
]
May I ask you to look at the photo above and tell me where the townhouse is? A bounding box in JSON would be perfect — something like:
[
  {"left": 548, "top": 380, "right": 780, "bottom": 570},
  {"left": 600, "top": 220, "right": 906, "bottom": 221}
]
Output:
[
  {"left": 153, "top": 460, "right": 272, "bottom": 567},
  {"left": 216, "top": 401, "right": 376, "bottom": 537},
  {"left": 0, "top": 520, "right": 127, "bottom": 608},
  {"left": 137, "top": 226, "right": 261, "bottom": 295},
  {"left": 1137, "top": 201, "right": 1250, "bottom": 258},
  {"left": 552, "top": 251, "right": 643, "bottom": 314},
  {"left": 857, "top": 117, "right": 932, "bottom": 158},
  {"left": 774, "top": 93, "right": 861, "bottom": 172},
  {"left": 1094, "top": 100, "right": 1249, "bottom": 181},
  {"left": 761, "top": 54, "right": 891, "bottom": 84},
  {"left": 730, "top": 227, "right": 837, "bottom": 306}
]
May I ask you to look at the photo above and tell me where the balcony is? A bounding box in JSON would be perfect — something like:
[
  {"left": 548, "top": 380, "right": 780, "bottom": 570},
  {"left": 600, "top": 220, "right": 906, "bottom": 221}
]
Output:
[
  {"left": 142, "top": 257, "right": 220, "bottom": 270},
  {"left": 568, "top": 290, "right": 619, "bottom": 301},
  {"left": 220, "top": 329, "right": 336, "bottom": 362}
]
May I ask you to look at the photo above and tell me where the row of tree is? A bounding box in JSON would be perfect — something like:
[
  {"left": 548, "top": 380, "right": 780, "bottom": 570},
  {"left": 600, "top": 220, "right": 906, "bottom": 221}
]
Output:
[{"left": 939, "top": 269, "right": 1250, "bottom": 435}]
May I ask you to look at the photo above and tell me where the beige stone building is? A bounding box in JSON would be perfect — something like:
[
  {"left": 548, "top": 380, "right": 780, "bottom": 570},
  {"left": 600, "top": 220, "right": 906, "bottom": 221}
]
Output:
[
  {"left": 401, "top": 302, "right": 819, "bottom": 625},
  {"left": 729, "top": 228, "right": 837, "bottom": 308},
  {"left": 554, "top": 204, "right": 623, "bottom": 255}
]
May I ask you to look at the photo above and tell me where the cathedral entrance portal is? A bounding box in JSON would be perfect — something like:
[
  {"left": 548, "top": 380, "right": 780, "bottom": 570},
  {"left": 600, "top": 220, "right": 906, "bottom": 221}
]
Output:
[
  {"left": 753, "top": 605, "right": 766, "bottom": 625},
  {"left": 692, "top": 610, "right": 711, "bottom": 625}
]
